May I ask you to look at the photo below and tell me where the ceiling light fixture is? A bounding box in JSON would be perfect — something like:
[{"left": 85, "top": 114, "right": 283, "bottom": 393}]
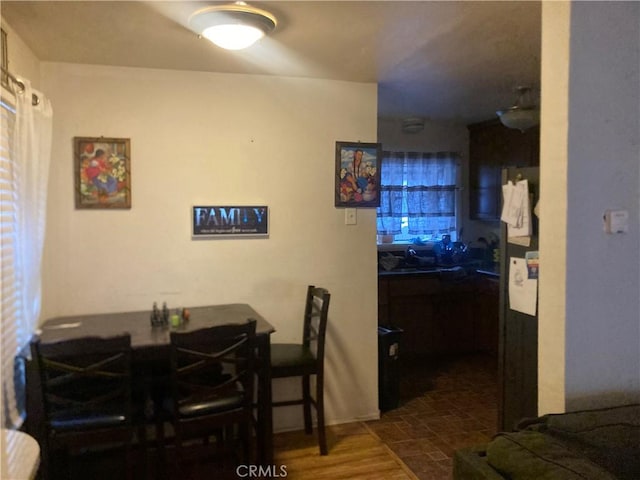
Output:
[
  {"left": 188, "top": 2, "right": 277, "bottom": 51},
  {"left": 497, "top": 86, "right": 539, "bottom": 132}
]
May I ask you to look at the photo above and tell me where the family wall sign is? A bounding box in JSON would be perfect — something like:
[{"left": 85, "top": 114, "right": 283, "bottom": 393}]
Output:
[{"left": 192, "top": 206, "right": 269, "bottom": 238}]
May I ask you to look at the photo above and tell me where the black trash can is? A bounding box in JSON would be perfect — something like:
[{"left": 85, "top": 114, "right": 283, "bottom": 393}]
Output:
[{"left": 378, "top": 325, "right": 403, "bottom": 411}]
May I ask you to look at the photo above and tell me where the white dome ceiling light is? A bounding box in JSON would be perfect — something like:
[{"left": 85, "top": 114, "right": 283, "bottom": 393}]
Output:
[
  {"left": 188, "top": 2, "right": 277, "bottom": 51},
  {"left": 497, "top": 86, "right": 539, "bottom": 132}
]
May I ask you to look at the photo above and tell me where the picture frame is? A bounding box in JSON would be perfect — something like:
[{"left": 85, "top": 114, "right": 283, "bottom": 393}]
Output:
[
  {"left": 192, "top": 206, "right": 269, "bottom": 238},
  {"left": 74, "top": 137, "right": 131, "bottom": 209},
  {"left": 335, "top": 141, "right": 382, "bottom": 208}
]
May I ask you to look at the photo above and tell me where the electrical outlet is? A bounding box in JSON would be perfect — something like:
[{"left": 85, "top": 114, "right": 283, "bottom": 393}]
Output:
[{"left": 345, "top": 208, "right": 357, "bottom": 225}]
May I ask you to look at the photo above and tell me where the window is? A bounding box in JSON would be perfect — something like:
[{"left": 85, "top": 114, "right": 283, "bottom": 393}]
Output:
[
  {"left": 1, "top": 88, "right": 25, "bottom": 427},
  {"left": 377, "top": 151, "right": 460, "bottom": 243}
]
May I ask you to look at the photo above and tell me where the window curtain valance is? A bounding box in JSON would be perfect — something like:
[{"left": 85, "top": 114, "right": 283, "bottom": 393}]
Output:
[{"left": 377, "top": 151, "right": 459, "bottom": 236}]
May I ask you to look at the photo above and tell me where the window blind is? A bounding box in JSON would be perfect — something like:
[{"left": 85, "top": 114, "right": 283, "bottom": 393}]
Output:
[{"left": 0, "top": 88, "right": 25, "bottom": 428}]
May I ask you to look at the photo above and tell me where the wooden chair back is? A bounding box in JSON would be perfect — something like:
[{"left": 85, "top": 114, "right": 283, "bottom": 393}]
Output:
[
  {"left": 31, "top": 334, "right": 133, "bottom": 431},
  {"left": 302, "top": 286, "right": 331, "bottom": 371},
  {"left": 169, "top": 319, "right": 257, "bottom": 417},
  {"left": 31, "top": 334, "right": 135, "bottom": 479}
]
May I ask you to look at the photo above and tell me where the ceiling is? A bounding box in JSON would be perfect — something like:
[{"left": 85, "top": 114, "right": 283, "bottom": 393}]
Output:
[{"left": 1, "top": 1, "right": 541, "bottom": 124}]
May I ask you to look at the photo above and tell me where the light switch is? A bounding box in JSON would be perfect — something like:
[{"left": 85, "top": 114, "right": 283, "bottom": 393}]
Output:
[
  {"left": 345, "top": 208, "right": 357, "bottom": 225},
  {"left": 603, "top": 209, "right": 628, "bottom": 234}
]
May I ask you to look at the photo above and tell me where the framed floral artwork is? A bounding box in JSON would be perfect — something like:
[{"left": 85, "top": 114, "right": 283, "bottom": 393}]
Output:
[
  {"left": 74, "top": 137, "right": 131, "bottom": 209},
  {"left": 335, "top": 141, "right": 381, "bottom": 208}
]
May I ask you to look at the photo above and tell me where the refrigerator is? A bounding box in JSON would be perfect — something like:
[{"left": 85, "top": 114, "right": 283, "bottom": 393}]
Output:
[{"left": 498, "top": 166, "right": 540, "bottom": 431}]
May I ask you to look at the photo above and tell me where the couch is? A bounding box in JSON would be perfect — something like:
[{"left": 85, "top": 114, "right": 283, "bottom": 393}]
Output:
[{"left": 453, "top": 404, "right": 640, "bottom": 480}]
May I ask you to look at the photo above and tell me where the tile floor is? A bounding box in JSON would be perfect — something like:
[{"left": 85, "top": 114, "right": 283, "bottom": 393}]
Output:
[{"left": 366, "top": 353, "right": 499, "bottom": 480}]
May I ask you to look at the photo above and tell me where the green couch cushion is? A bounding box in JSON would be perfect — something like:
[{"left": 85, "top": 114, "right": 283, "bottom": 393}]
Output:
[
  {"left": 523, "top": 404, "right": 640, "bottom": 479},
  {"left": 541, "top": 404, "right": 640, "bottom": 432},
  {"left": 453, "top": 446, "right": 506, "bottom": 480},
  {"left": 487, "top": 431, "right": 617, "bottom": 480}
]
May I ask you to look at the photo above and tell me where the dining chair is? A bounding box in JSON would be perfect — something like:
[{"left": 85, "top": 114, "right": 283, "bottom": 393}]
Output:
[
  {"left": 163, "top": 319, "right": 257, "bottom": 470},
  {"left": 270, "top": 285, "right": 331, "bottom": 455},
  {"left": 31, "top": 334, "right": 135, "bottom": 480}
]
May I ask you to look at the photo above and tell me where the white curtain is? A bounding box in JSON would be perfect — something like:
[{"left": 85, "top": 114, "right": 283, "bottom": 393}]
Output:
[
  {"left": 377, "top": 151, "right": 459, "bottom": 236},
  {"left": 376, "top": 151, "right": 405, "bottom": 234},
  {"left": 16, "top": 79, "right": 52, "bottom": 337},
  {"left": 3, "top": 78, "right": 52, "bottom": 427}
]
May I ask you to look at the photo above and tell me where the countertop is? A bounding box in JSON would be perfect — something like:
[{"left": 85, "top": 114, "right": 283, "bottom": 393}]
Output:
[
  {"left": 378, "top": 263, "right": 500, "bottom": 278},
  {"left": 476, "top": 265, "right": 500, "bottom": 278}
]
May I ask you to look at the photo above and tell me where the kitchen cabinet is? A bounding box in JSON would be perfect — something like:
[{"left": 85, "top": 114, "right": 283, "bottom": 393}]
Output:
[
  {"left": 378, "top": 273, "right": 498, "bottom": 357},
  {"left": 468, "top": 119, "right": 539, "bottom": 220},
  {"left": 475, "top": 275, "right": 499, "bottom": 355}
]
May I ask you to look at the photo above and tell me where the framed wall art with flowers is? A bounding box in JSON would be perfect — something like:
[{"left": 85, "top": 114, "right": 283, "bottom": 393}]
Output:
[
  {"left": 335, "top": 141, "right": 381, "bottom": 208},
  {"left": 74, "top": 137, "right": 131, "bottom": 209}
]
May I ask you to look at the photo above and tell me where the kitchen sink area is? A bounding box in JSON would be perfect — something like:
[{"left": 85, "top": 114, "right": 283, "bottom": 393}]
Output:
[
  {"left": 378, "top": 241, "right": 500, "bottom": 358},
  {"left": 377, "top": 240, "right": 495, "bottom": 276}
]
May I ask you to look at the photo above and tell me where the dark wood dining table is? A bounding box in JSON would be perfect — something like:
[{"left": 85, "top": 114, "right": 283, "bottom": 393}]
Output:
[{"left": 25, "top": 303, "right": 276, "bottom": 465}]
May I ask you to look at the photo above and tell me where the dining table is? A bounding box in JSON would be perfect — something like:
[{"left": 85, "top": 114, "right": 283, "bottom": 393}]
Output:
[{"left": 24, "top": 303, "right": 276, "bottom": 466}]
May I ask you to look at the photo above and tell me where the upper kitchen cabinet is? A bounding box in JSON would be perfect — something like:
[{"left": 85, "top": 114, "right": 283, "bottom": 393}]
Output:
[{"left": 468, "top": 119, "right": 540, "bottom": 220}]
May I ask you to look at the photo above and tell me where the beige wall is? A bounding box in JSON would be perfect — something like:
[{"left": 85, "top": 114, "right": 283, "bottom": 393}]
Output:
[
  {"left": 39, "top": 62, "right": 380, "bottom": 431},
  {"left": 538, "top": 0, "right": 570, "bottom": 415}
]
